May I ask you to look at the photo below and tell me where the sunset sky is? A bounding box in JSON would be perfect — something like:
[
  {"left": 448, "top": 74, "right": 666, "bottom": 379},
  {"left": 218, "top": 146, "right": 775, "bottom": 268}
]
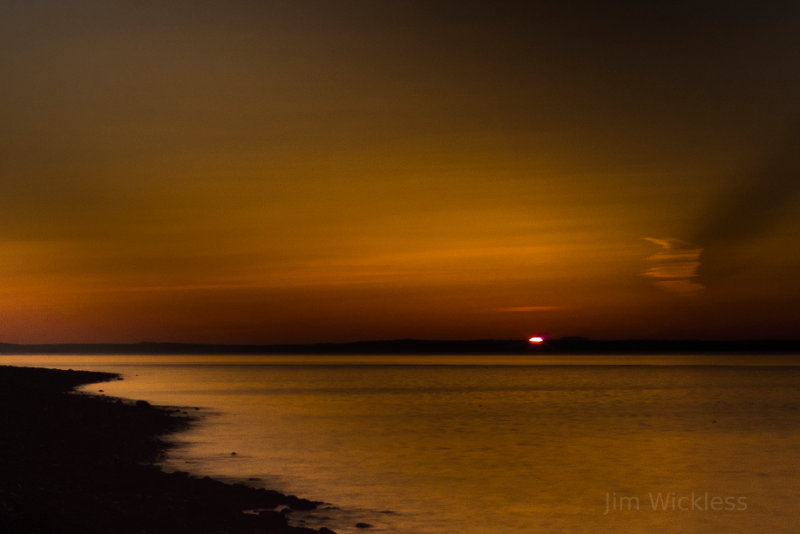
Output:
[{"left": 2, "top": 1, "right": 799, "bottom": 343}]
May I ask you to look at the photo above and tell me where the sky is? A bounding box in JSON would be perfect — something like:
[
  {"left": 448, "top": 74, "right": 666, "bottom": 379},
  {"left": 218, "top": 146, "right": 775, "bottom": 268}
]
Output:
[{"left": 2, "top": 1, "right": 799, "bottom": 343}]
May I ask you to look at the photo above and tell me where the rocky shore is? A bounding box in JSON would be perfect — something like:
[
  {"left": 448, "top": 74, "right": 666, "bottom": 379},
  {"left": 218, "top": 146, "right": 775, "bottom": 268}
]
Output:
[{"left": 0, "top": 365, "right": 336, "bottom": 534}]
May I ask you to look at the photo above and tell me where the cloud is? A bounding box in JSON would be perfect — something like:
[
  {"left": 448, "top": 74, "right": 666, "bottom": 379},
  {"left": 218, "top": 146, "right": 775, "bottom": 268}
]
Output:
[
  {"left": 642, "top": 237, "right": 704, "bottom": 295},
  {"left": 688, "top": 130, "right": 800, "bottom": 285},
  {"left": 643, "top": 132, "right": 800, "bottom": 293},
  {"left": 489, "top": 305, "right": 573, "bottom": 313}
]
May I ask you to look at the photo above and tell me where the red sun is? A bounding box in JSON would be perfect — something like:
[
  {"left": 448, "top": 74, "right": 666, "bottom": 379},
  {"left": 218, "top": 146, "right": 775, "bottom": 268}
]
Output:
[{"left": 528, "top": 336, "right": 545, "bottom": 344}]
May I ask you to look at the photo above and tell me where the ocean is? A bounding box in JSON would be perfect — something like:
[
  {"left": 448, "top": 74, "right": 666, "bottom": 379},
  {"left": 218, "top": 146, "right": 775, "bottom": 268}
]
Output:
[{"left": 3, "top": 354, "right": 800, "bottom": 533}]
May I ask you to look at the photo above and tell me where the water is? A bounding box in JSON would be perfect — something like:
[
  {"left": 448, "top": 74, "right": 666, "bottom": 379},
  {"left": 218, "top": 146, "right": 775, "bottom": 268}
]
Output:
[{"left": 3, "top": 354, "right": 800, "bottom": 533}]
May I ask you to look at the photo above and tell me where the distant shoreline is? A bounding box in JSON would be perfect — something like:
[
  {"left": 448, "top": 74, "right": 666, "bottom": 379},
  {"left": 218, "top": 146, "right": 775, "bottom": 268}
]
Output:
[
  {"left": 1, "top": 338, "right": 800, "bottom": 355},
  {"left": 0, "top": 365, "right": 335, "bottom": 534}
]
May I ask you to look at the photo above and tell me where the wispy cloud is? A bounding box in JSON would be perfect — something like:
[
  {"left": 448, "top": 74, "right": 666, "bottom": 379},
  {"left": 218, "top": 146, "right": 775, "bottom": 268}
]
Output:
[
  {"left": 642, "top": 237, "right": 704, "bottom": 295},
  {"left": 488, "top": 305, "right": 573, "bottom": 313}
]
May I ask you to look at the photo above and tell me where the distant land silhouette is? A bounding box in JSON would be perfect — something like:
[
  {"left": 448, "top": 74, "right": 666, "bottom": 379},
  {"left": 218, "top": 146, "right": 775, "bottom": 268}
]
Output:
[{"left": 1, "top": 338, "right": 799, "bottom": 355}]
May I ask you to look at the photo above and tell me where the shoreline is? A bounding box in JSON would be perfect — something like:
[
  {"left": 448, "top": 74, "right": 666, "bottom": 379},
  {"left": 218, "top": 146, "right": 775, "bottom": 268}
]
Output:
[{"left": 0, "top": 365, "right": 336, "bottom": 534}]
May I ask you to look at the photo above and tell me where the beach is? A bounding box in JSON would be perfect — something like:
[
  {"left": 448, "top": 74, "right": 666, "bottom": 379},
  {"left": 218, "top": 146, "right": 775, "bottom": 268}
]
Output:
[{"left": 0, "top": 365, "right": 336, "bottom": 534}]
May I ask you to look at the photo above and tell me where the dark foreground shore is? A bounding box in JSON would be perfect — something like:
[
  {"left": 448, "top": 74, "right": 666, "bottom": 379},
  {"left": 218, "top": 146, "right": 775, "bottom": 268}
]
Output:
[{"left": 0, "top": 365, "right": 336, "bottom": 534}]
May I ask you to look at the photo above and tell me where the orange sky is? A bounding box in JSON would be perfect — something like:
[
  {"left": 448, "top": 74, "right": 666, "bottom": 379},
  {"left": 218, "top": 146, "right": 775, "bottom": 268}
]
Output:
[{"left": 2, "top": 1, "right": 799, "bottom": 343}]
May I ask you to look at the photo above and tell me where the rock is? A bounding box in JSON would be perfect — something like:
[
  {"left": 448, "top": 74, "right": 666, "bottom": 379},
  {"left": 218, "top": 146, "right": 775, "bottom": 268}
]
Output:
[
  {"left": 256, "top": 510, "right": 289, "bottom": 529},
  {"left": 0, "top": 365, "right": 337, "bottom": 534},
  {"left": 355, "top": 522, "right": 373, "bottom": 529},
  {"left": 286, "top": 495, "right": 318, "bottom": 510}
]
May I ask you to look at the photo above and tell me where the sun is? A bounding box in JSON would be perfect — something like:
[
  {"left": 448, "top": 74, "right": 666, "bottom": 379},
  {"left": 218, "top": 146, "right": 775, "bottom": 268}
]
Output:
[{"left": 528, "top": 336, "right": 544, "bottom": 344}]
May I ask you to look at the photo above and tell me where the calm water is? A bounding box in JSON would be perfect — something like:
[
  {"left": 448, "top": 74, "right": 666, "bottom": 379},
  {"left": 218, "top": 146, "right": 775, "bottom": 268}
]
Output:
[{"left": 3, "top": 354, "right": 800, "bottom": 533}]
